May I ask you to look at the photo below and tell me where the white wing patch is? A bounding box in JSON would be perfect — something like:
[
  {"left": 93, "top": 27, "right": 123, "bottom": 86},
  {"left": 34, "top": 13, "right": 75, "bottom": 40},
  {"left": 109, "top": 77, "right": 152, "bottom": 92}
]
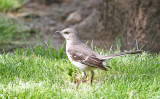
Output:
[{"left": 84, "top": 56, "right": 89, "bottom": 62}]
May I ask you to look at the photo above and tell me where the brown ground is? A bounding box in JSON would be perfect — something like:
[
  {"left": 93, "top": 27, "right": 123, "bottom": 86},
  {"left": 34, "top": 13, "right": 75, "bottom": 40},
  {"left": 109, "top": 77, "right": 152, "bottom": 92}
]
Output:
[{"left": 7, "top": 0, "right": 98, "bottom": 50}]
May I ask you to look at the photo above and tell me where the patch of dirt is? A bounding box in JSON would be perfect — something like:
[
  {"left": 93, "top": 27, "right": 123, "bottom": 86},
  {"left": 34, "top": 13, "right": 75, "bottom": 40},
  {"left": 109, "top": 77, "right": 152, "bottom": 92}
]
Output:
[{"left": 7, "top": 0, "right": 95, "bottom": 49}]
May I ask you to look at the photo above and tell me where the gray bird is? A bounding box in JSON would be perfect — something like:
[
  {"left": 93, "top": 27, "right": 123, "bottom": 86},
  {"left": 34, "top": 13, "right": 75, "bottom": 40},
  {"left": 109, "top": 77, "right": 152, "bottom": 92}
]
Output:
[{"left": 55, "top": 28, "right": 142, "bottom": 88}]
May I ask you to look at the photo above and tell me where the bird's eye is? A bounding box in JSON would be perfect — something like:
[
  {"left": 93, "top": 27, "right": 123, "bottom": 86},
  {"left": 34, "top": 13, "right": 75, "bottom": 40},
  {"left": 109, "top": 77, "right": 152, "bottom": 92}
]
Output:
[{"left": 64, "top": 31, "right": 69, "bottom": 34}]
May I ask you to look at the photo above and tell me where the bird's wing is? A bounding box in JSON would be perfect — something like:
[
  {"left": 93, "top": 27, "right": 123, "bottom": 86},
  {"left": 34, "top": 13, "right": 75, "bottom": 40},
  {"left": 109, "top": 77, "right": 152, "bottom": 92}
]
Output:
[{"left": 67, "top": 48, "right": 107, "bottom": 71}]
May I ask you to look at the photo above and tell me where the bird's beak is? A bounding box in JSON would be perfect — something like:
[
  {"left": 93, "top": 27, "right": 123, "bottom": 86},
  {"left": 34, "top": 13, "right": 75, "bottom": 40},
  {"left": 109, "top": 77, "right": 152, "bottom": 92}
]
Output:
[{"left": 55, "top": 31, "right": 61, "bottom": 34}]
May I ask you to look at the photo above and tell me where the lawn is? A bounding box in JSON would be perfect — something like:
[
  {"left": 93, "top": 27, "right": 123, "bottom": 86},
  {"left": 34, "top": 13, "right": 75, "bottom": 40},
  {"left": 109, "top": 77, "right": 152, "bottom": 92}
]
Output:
[
  {"left": 0, "top": 0, "right": 23, "bottom": 12},
  {"left": 0, "top": 44, "right": 159, "bottom": 99},
  {"left": 0, "top": 13, "right": 31, "bottom": 53},
  {"left": 0, "top": 0, "right": 159, "bottom": 98},
  {"left": 0, "top": 14, "right": 29, "bottom": 42}
]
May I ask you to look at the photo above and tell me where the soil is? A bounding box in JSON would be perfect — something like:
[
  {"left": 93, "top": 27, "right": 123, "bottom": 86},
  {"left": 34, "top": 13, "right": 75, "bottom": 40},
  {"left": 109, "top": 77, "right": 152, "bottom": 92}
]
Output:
[{"left": 5, "top": 0, "right": 97, "bottom": 51}]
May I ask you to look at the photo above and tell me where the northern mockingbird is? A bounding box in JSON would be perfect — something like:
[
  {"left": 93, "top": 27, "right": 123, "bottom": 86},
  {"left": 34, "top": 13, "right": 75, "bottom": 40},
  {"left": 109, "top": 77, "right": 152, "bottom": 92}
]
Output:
[{"left": 55, "top": 28, "right": 142, "bottom": 88}]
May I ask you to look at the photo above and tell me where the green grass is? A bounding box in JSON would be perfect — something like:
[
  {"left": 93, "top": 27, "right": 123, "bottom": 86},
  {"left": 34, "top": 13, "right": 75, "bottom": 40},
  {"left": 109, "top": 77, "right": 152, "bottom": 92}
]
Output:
[
  {"left": 0, "top": 43, "right": 160, "bottom": 99},
  {"left": 0, "top": 0, "right": 23, "bottom": 12},
  {"left": 0, "top": 13, "right": 29, "bottom": 42},
  {"left": 0, "top": 13, "right": 31, "bottom": 51}
]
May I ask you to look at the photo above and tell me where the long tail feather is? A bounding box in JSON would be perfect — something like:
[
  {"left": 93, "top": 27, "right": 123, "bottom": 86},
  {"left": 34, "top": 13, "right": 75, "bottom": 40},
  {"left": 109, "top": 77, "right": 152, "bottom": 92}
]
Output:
[{"left": 103, "top": 50, "right": 143, "bottom": 59}]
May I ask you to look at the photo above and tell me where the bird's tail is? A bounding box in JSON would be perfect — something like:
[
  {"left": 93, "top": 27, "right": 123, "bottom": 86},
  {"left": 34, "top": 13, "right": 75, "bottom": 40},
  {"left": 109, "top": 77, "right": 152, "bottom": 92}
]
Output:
[{"left": 103, "top": 50, "right": 143, "bottom": 60}]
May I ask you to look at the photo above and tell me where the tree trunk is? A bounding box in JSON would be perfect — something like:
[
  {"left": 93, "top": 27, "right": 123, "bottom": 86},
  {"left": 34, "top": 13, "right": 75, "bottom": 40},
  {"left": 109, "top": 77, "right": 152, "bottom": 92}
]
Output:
[
  {"left": 75, "top": 0, "right": 160, "bottom": 52},
  {"left": 121, "top": 0, "right": 160, "bottom": 53},
  {"left": 74, "top": 0, "right": 124, "bottom": 48}
]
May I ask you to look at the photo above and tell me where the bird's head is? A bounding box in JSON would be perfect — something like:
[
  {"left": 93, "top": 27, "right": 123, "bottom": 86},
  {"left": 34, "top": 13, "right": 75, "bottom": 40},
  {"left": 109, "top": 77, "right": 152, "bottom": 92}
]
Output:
[{"left": 55, "top": 28, "right": 79, "bottom": 41}]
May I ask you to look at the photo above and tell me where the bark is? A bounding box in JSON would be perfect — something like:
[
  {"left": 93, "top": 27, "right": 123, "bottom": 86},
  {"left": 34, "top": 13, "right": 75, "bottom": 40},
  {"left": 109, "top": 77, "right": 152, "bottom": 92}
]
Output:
[
  {"left": 121, "top": 0, "right": 160, "bottom": 53},
  {"left": 74, "top": 0, "right": 126, "bottom": 48},
  {"left": 75, "top": 0, "right": 160, "bottom": 52}
]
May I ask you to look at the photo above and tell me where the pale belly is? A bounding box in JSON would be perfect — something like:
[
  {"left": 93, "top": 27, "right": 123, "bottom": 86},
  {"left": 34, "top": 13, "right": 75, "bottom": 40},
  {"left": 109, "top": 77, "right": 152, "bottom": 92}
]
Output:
[{"left": 70, "top": 59, "right": 95, "bottom": 71}]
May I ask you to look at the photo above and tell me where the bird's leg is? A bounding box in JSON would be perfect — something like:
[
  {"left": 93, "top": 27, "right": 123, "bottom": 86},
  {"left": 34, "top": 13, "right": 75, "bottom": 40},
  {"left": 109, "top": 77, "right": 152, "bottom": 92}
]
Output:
[
  {"left": 91, "top": 71, "right": 94, "bottom": 85},
  {"left": 76, "top": 71, "right": 86, "bottom": 89}
]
